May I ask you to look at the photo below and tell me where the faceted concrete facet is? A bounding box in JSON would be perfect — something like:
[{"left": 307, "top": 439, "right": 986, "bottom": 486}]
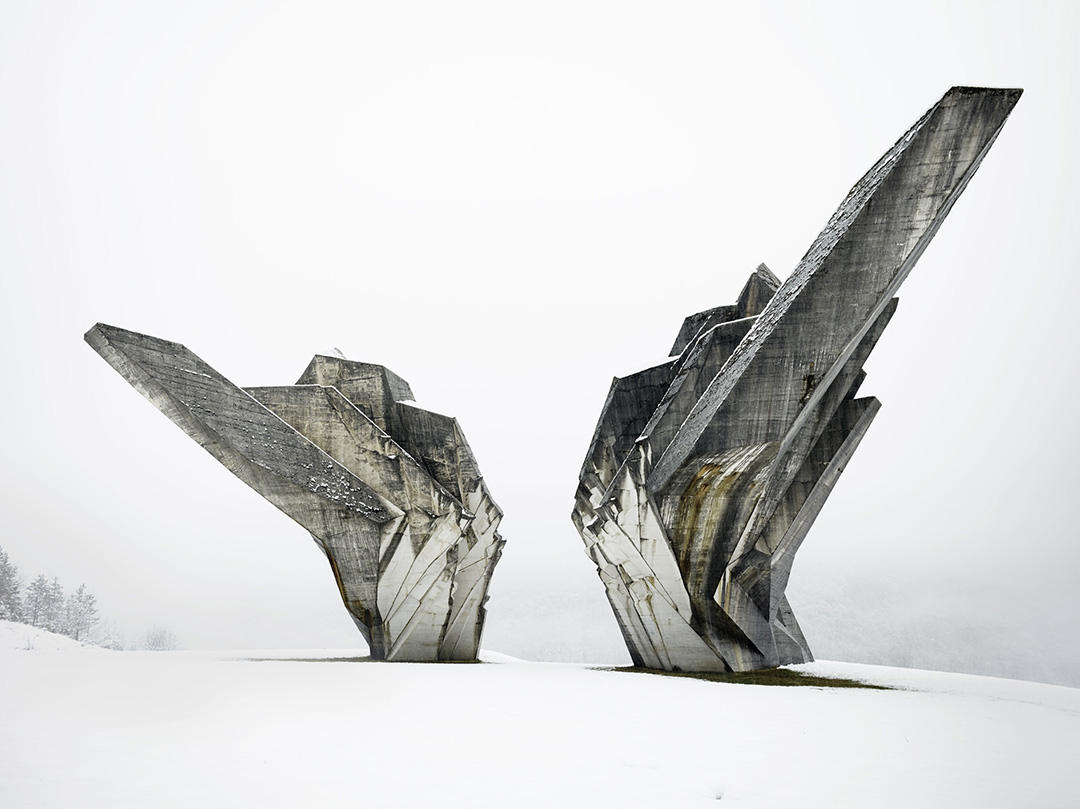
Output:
[
  {"left": 86, "top": 325, "right": 504, "bottom": 661},
  {"left": 573, "top": 86, "right": 1021, "bottom": 672}
]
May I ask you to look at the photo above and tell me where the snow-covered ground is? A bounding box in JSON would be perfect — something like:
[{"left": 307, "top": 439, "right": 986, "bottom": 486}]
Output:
[
  {"left": 2, "top": 623, "right": 1077, "bottom": 808},
  {"left": 0, "top": 620, "right": 102, "bottom": 652}
]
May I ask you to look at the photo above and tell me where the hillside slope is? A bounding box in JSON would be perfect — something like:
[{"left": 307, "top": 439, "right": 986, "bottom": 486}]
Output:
[{"left": 0, "top": 619, "right": 107, "bottom": 652}]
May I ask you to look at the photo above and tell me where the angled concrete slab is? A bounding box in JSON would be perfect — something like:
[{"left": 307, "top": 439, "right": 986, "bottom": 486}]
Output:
[
  {"left": 573, "top": 86, "right": 1021, "bottom": 672},
  {"left": 87, "top": 324, "right": 504, "bottom": 661}
]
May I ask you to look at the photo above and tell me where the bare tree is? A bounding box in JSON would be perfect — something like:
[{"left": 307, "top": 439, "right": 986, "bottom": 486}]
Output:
[
  {"left": 90, "top": 618, "right": 126, "bottom": 651},
  {"left": 140, "top": 626, "right": 181, "bottom": 651}
]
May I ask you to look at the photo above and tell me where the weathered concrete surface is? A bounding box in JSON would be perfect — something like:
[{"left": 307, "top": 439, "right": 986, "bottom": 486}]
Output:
[
  {"left": 573, "top": 86, "right": 1021, "bottom": 672},
  {"left": 86, "top": 325, "right": 504, "bottom": 661}
]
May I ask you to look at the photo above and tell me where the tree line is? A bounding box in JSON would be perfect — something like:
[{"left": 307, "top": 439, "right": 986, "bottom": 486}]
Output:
[
  {"left": 1, "top": 545, "right": 183, "bottom": 650},
  {"left": 1, "top": 545, "right": 100, "bottom": 643}
]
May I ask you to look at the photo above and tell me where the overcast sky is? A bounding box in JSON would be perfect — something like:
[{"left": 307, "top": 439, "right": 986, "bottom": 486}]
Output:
[{"left": 1, "top": 1, "right": 1077, "bottom": 671}]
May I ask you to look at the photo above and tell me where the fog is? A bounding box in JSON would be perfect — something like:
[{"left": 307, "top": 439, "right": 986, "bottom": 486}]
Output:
[{"left": 2, "top": 2, "right": 1077, "bottom": 685}]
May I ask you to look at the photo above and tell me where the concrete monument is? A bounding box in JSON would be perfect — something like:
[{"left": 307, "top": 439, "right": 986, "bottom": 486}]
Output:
[
  {"left": 86, "top": 325, "right": 504, "bottom": 661},
  {"left": 572, "top": 87, "right": 1021, "bottom": 672}
]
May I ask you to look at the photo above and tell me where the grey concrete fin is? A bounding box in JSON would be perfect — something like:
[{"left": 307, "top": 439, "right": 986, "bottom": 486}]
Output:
[
  {"left": 668, "top": 264, "right": 779, "bottom": 356},
  {"left": 572, "top": 86, "right": 1021, "bottom": 673},
  {"left": 86, "top": 324, "right": 504, "bottom": 662}
]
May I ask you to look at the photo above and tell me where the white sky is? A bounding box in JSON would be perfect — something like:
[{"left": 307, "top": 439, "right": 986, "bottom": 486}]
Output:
[{"left": 1, "top": 1, "right": 1077, "bottom": 661}]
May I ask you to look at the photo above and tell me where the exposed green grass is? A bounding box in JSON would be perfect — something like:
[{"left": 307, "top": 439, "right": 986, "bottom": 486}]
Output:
[{"left": 601, "top": 665, "right": 891, "bottom": 690}]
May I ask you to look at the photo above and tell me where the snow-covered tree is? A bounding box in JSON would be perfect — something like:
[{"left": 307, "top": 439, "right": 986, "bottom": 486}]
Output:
[
  {"left": 8, "top": 554, "right": 114, "bottom": 646},
  {"left": 0, "top": 546, "right": 23, "bottom": 621},
  {"left": 23, "top": 574, "right": 50, "bottom": 627},
  {"left": 63, "top": 584, "right": 98, "bottom": 641},
  {"left": 24, "top": 575, "right": 66, "bottom": 631},
  {"left": 44, "top": 577, "right": 65, "bottom": 633}
]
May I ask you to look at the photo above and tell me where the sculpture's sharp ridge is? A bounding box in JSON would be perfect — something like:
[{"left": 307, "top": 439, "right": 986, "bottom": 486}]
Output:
[
  {"left": 572, "top": 86, "right": 1021, "bottom": 673},
  {"left": 736, "top": 264, "right": 781, "bottom": 318},
  {"left": 85, "top": 324, "right": 394, "bottom": 524},
  {"left": 295, "top": 355, "right": 415, "bottom": 440},
  {"left": 648, "top": 86, "right": 1021, "bottom": 496},
  {"left": 668, "top": 264, "right": 780, "bottom": 357},
  {"left": 86, "top": 323, "right": 503, "bottom": 662},
  {"left": 577, "top": 360, "right": 678, "bottom": 488}
]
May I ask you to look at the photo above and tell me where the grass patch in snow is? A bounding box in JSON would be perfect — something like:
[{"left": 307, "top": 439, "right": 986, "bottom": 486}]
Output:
[
  {"left": 244, "top": 656, "right": 374, "bottom": 663},
  {"left": 242, "top": 656, "right": 483, "bottom": 664},
  {"left": 604, "top": 665, "right": 892, "bottom": 689}
]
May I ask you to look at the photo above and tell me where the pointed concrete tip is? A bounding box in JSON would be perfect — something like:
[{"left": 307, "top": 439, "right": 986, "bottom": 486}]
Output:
[
  {"left": 736, "top": 264, "right": 782, "bottom": 318},
  {"left": 948, "top": 85, "right": 1023, "bottom": 98},
  {"left": 944, "top": 86, "right": 1024, "bottom": 110},
  {"left": 84, "top": 322, "right": 117, "bottom": 353},
  {"left": 84, "top": 323, "right": 186, "bottom": 355},
  {"left": 752, "top": 263, "right": 782, "bottom": 288},
  {"left": 84, "top": 322, "right": 107, "bottom": 342}
]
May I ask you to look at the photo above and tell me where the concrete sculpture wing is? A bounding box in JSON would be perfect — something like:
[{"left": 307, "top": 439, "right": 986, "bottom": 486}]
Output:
[
  {"left": 573, "top": 86, "right": 1021, "bottom": 673},
  {"left": 86, "top": 324, "right": 504, "bottom": 661}
]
